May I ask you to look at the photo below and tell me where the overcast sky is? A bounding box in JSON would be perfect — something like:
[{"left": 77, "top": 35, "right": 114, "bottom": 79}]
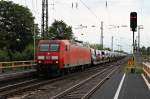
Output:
[{"left": 8, "top": 0, "right": 150, "bottom": 53}]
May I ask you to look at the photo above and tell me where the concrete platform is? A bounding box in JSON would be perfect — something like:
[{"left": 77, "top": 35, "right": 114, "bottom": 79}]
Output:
[
  {"left": 118, "top": 73, "right": 150, "bottom": 99},
  {"left": 90, "top": 67, "right": 150, "bottom": 99}
]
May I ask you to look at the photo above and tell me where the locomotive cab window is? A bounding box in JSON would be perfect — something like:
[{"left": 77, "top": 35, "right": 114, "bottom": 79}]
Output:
[
  {"left": 39, "top": 44, "right": 49, "bottom": 52},
  {"left": 50, "top": 44, "right": 59, "bottom": 52}
]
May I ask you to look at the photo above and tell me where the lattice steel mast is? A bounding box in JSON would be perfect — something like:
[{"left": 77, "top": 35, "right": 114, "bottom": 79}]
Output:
[{"left": 41, "top": 0, "right": 48, "bottom": 39}]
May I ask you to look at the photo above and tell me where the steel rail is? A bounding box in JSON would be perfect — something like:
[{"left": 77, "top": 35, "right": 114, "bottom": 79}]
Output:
[
  {"left": 0, "top": 69, "right": 36, "bottom": 83},
  {"left": 2, "top": 58, "right": 126, "bottom": 98},
  {"left": 0, "top": 77, "right": 65, "bottom": 98},
  {"left": 82, "top": 66, "right": 119, "bottom": 99},
  {"left": 0, "top": 79, "right": 38, "bottom": 92},
  {"left": 51, "top": 65, "right": 118, "bottom": 99},
  {"left": 0, "top": 65, "right": 106, "bottom": 98}
]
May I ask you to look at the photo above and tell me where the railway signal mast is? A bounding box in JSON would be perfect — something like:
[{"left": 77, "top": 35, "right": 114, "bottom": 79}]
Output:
[
  {"left": 41, "top": 0, "right": 48, "bottom": 39},
  {"left": 130, "top": 12, "right": 137, "bottom": 54}
]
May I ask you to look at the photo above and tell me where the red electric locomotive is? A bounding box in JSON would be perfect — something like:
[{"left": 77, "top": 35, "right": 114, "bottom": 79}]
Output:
[{"left": 36, "top": 40, "right": 91, "bottom": 75}]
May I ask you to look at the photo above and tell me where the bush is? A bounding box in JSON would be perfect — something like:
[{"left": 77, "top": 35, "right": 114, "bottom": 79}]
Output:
[
  {"left": 0, "top": 44, "right": 34, "bottom": 61},
  {"left": 11, "top": 52, "right": 24, "bottom": 61},
  {"left": 11, "top": 44, "right": 34, "bottom": 61},
  {"left": 22, "top": 44, "right": 34, "bottom": 60},
  {"left": 0, "top": 50, "right": 9, "bottom": 62}
]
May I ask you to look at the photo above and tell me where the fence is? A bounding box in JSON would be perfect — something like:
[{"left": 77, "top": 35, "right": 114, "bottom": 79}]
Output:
[
  {"left": 143, "top": 62, "right": 150, "bottom": 83},
  {"left": 0, "top": 60, "right": 36, "bottom": 73}
]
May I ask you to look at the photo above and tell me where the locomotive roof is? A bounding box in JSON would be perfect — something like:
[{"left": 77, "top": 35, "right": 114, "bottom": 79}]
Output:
[
  {"left": 39, "top": 40, "right": 69, "bottom": 43},
  {"left": 39, "top": 40, "right": 90, "bottom": 48}
]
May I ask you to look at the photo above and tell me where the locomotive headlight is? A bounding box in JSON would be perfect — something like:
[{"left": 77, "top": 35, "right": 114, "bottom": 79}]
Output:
[
  {"left": 38, "top": 56, "right": 44, "bottom": 60},
  {"left": 56, "top": 61, "right": 58, "bottom": 63},
  {"left": 48, "top": 53, "right": 50, "bottom": 55},
  {"left": 51, "top": 56, "right": 58, "bottom": 60},
  {"left": 38, "top": 61, "right": 42, "bottom": 63}
]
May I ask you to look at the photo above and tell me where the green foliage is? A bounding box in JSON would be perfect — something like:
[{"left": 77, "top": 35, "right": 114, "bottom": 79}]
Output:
[
  {"left": 103, "top": 48, "right": 111, "bottom": 51},
  {"left": 10, "top": 44, "right": 34, "bottom": 61},
  {"left": 48, "top": 20, "right": 74, "bottom": 40},
  {"left": 140, "top": 46, "right": 147, "bottom": 55},
  {"left": 11, "top": 52, "right": 23, "bottom": 61},
  {"left": 114, "top": 50, "right": 124, "bottom": 53},
  {"left": 90, "top": 44, "right": 103, "bottom": 50},
  {"left": 147, "top": 47, "right": 150, "bottom": 55},
  {"left": 23, "top": 44, "right": 34, "bottom": 60},
  {"left": 140, "top": 46, "right": 150, "bottom": 55},
  {"left": 0, "top": 1, "right": 35, "bottom": 52},
  {"left": 89, "top": 44, "right": 112, "bottom": 51},
  {"left": 0, "top": 44, "right": 34, "bottom": 61},
  {"left": 34, "top": 24, "right": 41, "bottom": 40},
  {"left": 0, "top": 50, "right": 9, "bottom": 61}
]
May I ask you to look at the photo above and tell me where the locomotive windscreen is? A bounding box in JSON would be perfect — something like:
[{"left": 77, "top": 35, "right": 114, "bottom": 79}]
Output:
[
  {"left": 50, "top": 44, "right": 59, "bottom": 52},
  {"left": 39, "top": 44, "right": 49, "bottom": 52},
  {"left": 39, "top": 43, "right": 59, "bottom": 52}
]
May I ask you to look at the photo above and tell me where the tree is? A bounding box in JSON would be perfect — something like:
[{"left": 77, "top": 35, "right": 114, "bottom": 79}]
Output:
[
  {"left": 0, "top": 50, "right": 9, "bottom": 61},
  {"left": 0, "top": 1, "right": 34, "bottom": 52},
  {"left": 140, "top": 46, "right": 147, "bottom": 55},
  {"left": 90, "top": 44, "right": 103, "bottom": 50},
  {"left": 48, "top": 20, "right": 74, "bottom": 40},
  {"left": 34, "top": 24, "right": 41, "bottom": 40},
  {"left": 103, "top": 47, "right": 111, "bottom": 51},
  {"left": 114, "top": 50, "right": 124, "bottom": 53},
  {"left": 147, "top": 47, "right": 150, "bottom": 55}
]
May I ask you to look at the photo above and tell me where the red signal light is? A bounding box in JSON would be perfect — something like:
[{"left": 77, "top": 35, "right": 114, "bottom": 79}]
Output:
[{"left": 130, "top": 12, "right": 137, "bottom": 32}]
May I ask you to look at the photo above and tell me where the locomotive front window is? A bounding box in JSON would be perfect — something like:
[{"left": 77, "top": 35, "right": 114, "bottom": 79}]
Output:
[
  {"left": 50, "top": 44, "right": 59, "bottom": 52},
  {"left": 39, "top": 44, "right": 49, "bottom": 52}
]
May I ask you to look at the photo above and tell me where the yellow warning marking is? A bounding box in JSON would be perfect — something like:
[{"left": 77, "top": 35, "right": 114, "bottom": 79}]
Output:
[{"left": 128, "top": 57, "right": 135, "bottom": 66}]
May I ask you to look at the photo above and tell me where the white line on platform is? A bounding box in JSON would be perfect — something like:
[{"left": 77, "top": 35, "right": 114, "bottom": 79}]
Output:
[
  {"left": 141, "top": 74, "right": 150, "bottom": 90},
  {"left": 113, "top": 73, "right": 126, "bottom": 99}
]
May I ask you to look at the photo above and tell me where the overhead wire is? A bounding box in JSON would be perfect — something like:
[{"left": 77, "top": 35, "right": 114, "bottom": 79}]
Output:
[
  {"left": 53, "top": 0, "right": 99, "bottom": 22},
  {"left": 79, "top": 0, "right": 99, "bottom": 22}
]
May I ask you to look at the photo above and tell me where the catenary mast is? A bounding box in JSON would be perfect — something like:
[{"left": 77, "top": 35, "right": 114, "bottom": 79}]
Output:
[{"left": 41, "top": 0, "right": 48, "bottom": 39}]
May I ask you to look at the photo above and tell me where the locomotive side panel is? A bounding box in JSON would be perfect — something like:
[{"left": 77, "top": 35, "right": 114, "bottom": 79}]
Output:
[{"left": 64, "top": 44, "right": 91, "bottom": 68}]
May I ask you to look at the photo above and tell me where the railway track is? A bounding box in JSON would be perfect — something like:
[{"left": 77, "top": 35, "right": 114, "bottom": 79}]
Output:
[
  {"left": 0, "top": 68, "right": 101, "bottom": 98},
  {"left": 19, "top": 59, "right": 126, "bottom": 99},
  {"left": 3, "top": 64, "right": 107, "bottom": 98},
  {"left": 51, "top": 65, "right": 118, "bottom": 99},
  {"left": 1, "top": 58, "right": 127, "bottom": 99},
  {"left": 0, "top": 75, "right": 73, "bottom": 98},
  {"left": 0, "top": 69, "right": 36, "bottom": 83}
]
